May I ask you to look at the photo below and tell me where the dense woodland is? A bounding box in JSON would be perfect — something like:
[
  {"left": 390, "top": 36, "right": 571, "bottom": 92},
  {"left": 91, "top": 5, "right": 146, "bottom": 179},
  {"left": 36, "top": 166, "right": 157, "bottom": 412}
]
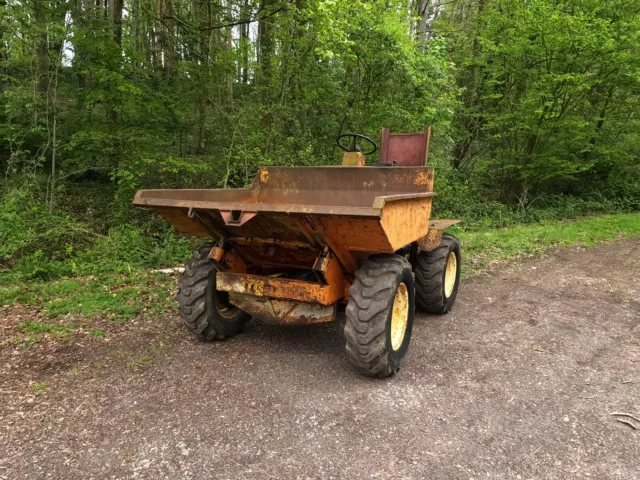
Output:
[{"left": 1, "top": 0, "right": 639, "bottom": 277}]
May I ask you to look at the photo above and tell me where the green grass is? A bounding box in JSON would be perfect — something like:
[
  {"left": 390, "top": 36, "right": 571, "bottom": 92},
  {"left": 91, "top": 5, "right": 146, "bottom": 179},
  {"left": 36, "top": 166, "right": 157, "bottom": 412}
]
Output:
[
  {"left": 0, "top": 272, "right": 176, "bottom": 321},
  {"left": 31, "top": 382, "right": 48, "bottom": 397},
  {"left": 17, "top": 320, "right": 77, "bottom": 346},
  {"left": 457, "top": 213, "right": 640, "bottom": 276}
]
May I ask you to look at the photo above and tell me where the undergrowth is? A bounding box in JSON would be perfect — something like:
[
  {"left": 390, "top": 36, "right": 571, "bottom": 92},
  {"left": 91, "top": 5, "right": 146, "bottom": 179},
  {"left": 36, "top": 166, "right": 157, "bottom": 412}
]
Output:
[
  {"left": 456, "top": 213, "right": 640, "bottom": 276},
  {"left": 0, "top": 189, "right": 195, "bottom": 283},
  {"left": 0, "top": 272, "right": 176, "bottom": 319}
]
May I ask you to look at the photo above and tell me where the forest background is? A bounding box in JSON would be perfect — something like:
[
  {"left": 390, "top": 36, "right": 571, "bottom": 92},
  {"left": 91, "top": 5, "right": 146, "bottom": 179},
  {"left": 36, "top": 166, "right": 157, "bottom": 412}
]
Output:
[{"left": 1, "top": 0, "right": 639, "bottom": 283}]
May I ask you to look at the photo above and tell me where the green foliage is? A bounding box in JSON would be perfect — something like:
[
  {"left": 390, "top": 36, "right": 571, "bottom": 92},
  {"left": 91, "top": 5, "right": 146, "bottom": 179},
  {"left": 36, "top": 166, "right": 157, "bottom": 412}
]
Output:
[
  {"left": 0, "top": 273, "right": 176, "bottom": 321},
  {"left": 431, "top": 159, "right": 640, "bottom": 228},
  {"left": 18, "top": 321, "right": 76, "bottom": 346},
  {"left": 457, "top": 213, "right": 640, "bottom": 276},
  {"left": 0, "top": 0, "right": 639, "bottom": 294},
  {"left": 0, "top": 189, "right": 95, "bottom": 268},
  {"left": 89, "top": 329, "right": 105, "bottom": 338},
  {"left": 0, "top": 187, "right": 193, "bottom": 282},
  {"left": 31, "top": 382, "right": 49, "bottom": 397},
  {"left": 440, "top": 0, "right": 640, "bottom": 199}
]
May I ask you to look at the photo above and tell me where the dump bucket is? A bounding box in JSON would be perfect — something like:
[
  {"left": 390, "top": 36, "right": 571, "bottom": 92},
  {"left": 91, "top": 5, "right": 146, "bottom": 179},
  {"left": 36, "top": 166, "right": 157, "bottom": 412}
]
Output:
[{"left": 133, "top": 166, "right": 435, "bottom": 272}]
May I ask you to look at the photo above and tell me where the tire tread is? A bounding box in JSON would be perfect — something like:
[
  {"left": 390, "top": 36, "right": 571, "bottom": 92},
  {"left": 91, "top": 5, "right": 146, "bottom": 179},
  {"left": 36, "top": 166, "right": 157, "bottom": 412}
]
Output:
[{"left": 344, "top": 255, "right": 412, "bottom": 378}]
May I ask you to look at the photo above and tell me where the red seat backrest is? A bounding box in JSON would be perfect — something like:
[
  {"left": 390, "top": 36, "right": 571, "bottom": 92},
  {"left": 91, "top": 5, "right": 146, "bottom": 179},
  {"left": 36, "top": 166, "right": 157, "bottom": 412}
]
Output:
[{"left": 379, "top": 126, "right": 431, "bottom": 166}]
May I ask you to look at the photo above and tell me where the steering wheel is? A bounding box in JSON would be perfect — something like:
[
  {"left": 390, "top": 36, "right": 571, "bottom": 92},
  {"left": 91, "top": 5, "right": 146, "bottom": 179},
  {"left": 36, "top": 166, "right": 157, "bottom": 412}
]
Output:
[{"left": 336, "top": 133, "right": 377, "bottom": 155}]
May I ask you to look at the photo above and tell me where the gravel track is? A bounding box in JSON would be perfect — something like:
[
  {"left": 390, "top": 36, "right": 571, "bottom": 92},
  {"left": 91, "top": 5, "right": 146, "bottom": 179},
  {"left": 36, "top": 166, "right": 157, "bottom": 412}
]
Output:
[{"left": 1, "top": 240, "right": 639, "bottom": 479}]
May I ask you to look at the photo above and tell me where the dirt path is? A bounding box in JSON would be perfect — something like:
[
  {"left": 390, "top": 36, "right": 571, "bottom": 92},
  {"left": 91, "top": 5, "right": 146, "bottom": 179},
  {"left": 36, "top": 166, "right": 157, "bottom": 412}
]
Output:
[{"left": 1, "top": 240, "right": 639, "bottom": 479}]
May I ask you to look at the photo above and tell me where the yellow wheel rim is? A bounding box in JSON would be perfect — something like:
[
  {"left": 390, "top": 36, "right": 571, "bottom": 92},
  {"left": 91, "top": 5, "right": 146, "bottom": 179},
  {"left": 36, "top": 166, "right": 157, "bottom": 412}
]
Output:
[
  {"left": 444, "top": 251, "right": 457, "bottom": 298},
  {"left": 390, "top": 282, "right": 409, "bottom": 351}
]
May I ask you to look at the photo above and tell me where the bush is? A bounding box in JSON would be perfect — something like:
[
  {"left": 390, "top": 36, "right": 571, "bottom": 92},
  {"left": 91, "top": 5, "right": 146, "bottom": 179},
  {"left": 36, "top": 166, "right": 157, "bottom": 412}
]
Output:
[
  {"left": 0, "top": 189, "right": 95, "bottom": 266},
  {"left": 430, "top": 161, "right": 640, "bottom": 229},
  {"left": 71, "top": 225, "right": 194, "bottom": 276},
  {"left": 1, "top": 187, "right": 194, "bottom": 282}
]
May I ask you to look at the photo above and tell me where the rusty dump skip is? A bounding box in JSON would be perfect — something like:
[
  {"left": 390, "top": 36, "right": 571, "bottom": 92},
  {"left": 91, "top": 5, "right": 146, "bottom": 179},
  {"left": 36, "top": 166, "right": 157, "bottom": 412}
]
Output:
[
  {"left": 134, "top": 166, "right": 437, "bottom": 326},
  {"left": 134, "top": 166, "right": 434, "bottom": 217},
  {"left": 133, "top": 166, "right": 435, "bottom": 257}
]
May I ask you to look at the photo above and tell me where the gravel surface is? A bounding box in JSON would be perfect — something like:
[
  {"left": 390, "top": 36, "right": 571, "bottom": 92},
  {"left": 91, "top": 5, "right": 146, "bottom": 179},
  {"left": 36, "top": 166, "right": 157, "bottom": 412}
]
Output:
[{"left": 1, "top": 240, "right": 639, "bottom": 479}]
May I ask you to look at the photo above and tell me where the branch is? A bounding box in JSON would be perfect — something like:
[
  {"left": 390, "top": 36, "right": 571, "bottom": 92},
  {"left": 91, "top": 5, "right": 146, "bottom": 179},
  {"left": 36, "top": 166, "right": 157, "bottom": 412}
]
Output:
[{"left": 164, "top": 0, "right": 291, "bottom": 32}]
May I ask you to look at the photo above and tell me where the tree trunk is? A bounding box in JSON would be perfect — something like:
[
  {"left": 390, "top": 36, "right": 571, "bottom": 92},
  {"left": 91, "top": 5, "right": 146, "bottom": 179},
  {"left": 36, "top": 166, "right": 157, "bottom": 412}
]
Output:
[
  {"left": 225, "top": 0, "right": 234, "bottom": 106},
  {"left": 33, "top": 0, "right": 49, "bottom": 94},
  {"left": 132, "top": 0, "right": 139, "bottom": 73},
  {"left": 195, "top": 0, "right": 211, "bottom": 153},
  {"left": 240, "top": 0, "right": 249, "bottom": 84},
  {"left": 417, "top": 0, "right": 430, "bottom": 50},
  {"left": 583, "top": 86, "right": 615, "bottom": 163},
  {"left": 258, "top": 0, "right": 273, "bottom": 136},
  {"left": 163, "top": 0, "right": 174, "bottom": 74},
  {"left": 452, "top": 0, "right": 486, "bottom": 169},
  {"left": 111, "top": 0, "right": 124, "bottom": 46}
]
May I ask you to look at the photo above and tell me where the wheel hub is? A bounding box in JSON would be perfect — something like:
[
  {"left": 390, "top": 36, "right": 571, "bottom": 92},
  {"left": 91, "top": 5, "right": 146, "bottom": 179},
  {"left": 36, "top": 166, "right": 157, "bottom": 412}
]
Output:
[
  {"left": 215, "top": 290, "right": 239, "bottom": 319},
  {"left": 390, "top": 282, "right": 409, "bottom": 351},
  {"left": 444, "top": 251, "right": 457, "bottom": 298}
]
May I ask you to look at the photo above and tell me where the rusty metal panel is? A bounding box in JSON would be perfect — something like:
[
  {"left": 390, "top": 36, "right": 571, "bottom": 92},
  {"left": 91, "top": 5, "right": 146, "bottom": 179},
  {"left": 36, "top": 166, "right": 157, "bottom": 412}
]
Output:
[
  {"left": 153, "top": 207, "right": 211, "bottom": 237},
  {"left": 429, "top": 219, "right": 461, "bottom": 230},
  {"left": 210, "top": 247, "right": 247, "bottom": 273},
  {"left": 251, "top": 167, "right": 434, "bottom": 209},
  {"left": 417, "top": 219, "right": 460, "bottom": 251},
  {"left": 312, "top": 249, "right": 346, "bottom": 289},
  {"left": 133, "top": 167, "right": 434, "bottom": 218},
  {"left": 381, "top": 196, "right": 432, "bottom": 251},
  {"left": 379, "top": 126, "right": 431, "bottom": 166},
  {"left": 134, "top": 166, "right": 440, "bottom": 266},
  {"left": 216, "top": 272, "right": 345, "bottom": 305},
  {"left": 228, "top": 293, "right": 335, "bottom": 326},
  {"left": 417, "top": 229, "right": 444, "bottom": 252},
  {"left": 313, "top": 216, "right": 391, "bottom": 254}
]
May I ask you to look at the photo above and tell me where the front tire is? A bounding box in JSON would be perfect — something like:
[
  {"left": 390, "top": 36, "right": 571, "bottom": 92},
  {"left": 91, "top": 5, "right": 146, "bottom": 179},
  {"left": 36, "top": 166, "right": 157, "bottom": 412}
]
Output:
[
  {"left": 177, "top": 246, "right": 250, "bottom": 340},
  {"left": 344, "top": 255, "right": 415, "bottom": 378},
  {"left": 414, "top": 233, "right": 461, "bottom": 314}
]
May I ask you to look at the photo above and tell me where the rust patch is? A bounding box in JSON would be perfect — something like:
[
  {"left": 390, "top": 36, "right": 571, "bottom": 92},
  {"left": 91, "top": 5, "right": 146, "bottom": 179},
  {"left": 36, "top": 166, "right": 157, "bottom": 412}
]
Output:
[
  {"left": 414, "top": 169, "right": 434, "bottom": 187},
  {"left": 216, "top": 272, "right": 344, "bottom": 305},
  {"left": 418, "top": 228, "right": 444, "bottom": 252},
  {"left": 218, "top": 248, "right": 247, "bottom": 273},
  {"left": 228, "top": 293, "right": 335, "bottom": 326},
  {"left": 208, "top": 246, "right": 225, "bottom": 262}
]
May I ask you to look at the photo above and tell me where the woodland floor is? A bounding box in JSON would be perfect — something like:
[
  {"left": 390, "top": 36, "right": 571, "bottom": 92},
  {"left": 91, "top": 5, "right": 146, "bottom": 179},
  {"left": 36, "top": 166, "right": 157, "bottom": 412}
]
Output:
[{"left": 1, "top": 240, "right": 639, "bottom": 479}]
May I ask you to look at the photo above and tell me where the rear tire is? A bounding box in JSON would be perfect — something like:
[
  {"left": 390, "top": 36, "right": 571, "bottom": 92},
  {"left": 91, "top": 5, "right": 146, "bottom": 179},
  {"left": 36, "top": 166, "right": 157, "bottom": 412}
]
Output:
[
  {"left": 344, "top": 255, "right": 415, "bottom": 378},
  {"left": 414, "top": 233, "right": 461, "bottom": 314},
  {"left": 177, "top": 246, "right": 250, "bottom": 340}
]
